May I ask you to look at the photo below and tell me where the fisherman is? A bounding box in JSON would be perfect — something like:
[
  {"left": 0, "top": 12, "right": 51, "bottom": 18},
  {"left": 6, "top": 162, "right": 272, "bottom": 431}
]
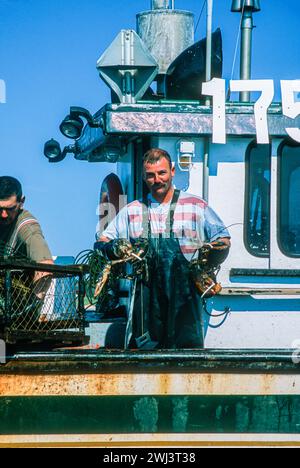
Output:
[
  {"left": 0, "top": 176, "right": 53, "bottom": 310},
  {"left": 97, "top": 149, "right": 231, "bottom": 349}
]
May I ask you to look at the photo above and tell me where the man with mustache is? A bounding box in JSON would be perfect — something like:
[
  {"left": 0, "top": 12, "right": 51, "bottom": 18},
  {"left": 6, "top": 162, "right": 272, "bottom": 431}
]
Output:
[{"left": 97, "top": 149, "right": 230, "bottom": 349}]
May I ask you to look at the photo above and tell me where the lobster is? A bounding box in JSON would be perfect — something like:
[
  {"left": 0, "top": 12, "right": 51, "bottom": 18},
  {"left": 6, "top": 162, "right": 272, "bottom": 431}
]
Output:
[
  {"left": 77, "top": 239, "right": 149, "bottom": 309},
  {"left": 190, "top": 241, "right": 229, "bottom": 298}
]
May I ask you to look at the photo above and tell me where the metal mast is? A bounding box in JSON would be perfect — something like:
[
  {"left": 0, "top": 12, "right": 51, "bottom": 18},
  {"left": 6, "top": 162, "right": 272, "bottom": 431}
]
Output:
[{"left": 231, "top": 0, "right": 261, "bottom": 102}]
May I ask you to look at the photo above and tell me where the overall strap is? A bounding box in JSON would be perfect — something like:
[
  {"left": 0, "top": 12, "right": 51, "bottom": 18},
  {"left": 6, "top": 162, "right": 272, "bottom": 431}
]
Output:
[
  {"left": 142, "top": 189, "right": 181, "bottom": 239},
  {"left": 167, "top": 189, "right": 181, "bottom": 236},
  {"left": 142, "top": 194, "right": 151, "bottom": 240}
]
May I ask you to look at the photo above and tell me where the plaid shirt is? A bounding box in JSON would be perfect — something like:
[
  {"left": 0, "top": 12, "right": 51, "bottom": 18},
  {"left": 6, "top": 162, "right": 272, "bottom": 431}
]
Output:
[{"left": 102, "top": 191, "right": 230, "bottom": 261}]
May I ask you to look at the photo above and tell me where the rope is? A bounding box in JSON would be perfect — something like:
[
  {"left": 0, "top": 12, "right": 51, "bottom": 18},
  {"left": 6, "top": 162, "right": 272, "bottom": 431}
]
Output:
[
  {"left": 202, "top": 299, "right": 231, "bottom": 329},
  {"left": 195, "top": 0, "right": 207, "bottom": 36}
]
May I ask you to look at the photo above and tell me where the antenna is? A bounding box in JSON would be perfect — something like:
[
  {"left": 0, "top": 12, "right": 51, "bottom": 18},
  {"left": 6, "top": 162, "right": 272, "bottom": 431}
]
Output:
[{"left": 205, "top": 0, "right": 213, "bottom": 87}]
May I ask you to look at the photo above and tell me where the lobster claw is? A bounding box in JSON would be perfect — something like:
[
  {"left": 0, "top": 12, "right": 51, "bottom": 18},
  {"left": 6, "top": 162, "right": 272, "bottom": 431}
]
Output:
[
  {"left": 94, "top": 263, "right": 112, "bottom": 298},
  {"left": 194, "top": 271, "right": 222, "bottom": 298}
]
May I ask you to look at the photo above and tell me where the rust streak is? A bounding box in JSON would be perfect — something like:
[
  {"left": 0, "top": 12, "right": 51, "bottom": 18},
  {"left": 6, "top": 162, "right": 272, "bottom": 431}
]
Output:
[{"left": 1, "top": 373, "right": 300, "bottom": 397}]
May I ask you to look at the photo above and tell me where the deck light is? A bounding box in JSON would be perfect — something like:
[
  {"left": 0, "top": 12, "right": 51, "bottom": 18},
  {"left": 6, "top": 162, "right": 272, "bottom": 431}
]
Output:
[
  {"left": 59, "top": 115, "right": 84, "bottom": 140},
  {"left": 59, "top": 106, "right": 101, "bottom": 140},
  {"left": 44, "top": 139, "right": 77, "bottom": 163}
]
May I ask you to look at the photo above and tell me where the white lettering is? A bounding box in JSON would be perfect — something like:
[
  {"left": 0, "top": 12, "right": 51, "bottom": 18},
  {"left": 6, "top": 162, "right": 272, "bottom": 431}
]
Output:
[
  {"left": 201, "top": 78, "right": 300, "bottom": 145},
  {"left": 103, "top": 453, "right": 138, "bottom": 466},
  {"left": 281, "top": 79, "right": 300, "bottom": 143},
  {"left": 292, "top": 339, "right": 300, "bottom": 364},
  {"left": 0, "top": 79, "right": 6, "bottom": 104},
  {"left": 0, "top": 339, "right": 5, "bottom": 364},
  {"left": 230, "top": 79, "right": 274, "bottom": 144},
  {"left": 153, "top": 453, "right": 167, "bottom": 463},
  {"left": 202, "top": 78, "right": 226, "bottom": 144}
]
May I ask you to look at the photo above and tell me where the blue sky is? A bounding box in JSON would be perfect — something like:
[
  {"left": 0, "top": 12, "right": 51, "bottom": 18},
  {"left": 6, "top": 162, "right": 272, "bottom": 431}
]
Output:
[{"left": 0, "top": 0, "right": 299, "bottom": 257}]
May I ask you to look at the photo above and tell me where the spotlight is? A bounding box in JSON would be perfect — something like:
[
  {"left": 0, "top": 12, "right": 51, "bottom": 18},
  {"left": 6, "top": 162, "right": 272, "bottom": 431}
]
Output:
[
  {"left": 60, "top": 115, "right": 84, "bottom": 139},
  {"left": 59, "top": 106, "right": 102, "bottom": 140},
  {"left": 44, "top": 139, "right": 64, "bottom": 162},
  {"left": 44, "top": 139, "right": 77, "bottom": 163}
]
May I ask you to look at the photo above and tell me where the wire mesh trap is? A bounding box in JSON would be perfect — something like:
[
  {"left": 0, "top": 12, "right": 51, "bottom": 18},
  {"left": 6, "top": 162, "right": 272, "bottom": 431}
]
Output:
[{"left": 0, "top": 258, "right": 87, "bottom": 345}]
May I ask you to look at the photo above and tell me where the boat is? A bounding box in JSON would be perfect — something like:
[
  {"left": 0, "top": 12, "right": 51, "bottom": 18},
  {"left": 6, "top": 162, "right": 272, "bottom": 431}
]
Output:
[{"left": 1, "top": 0, "right": 300, "bottom": 448}]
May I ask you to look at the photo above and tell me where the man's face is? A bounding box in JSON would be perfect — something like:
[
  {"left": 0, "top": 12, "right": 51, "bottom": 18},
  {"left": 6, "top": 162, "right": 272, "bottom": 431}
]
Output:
[
  {"left": 143, "top": 157, "right": 175, "bottom": 200},
  {"left": 0, "top": 195, "right": 23, "bottom": 227}
]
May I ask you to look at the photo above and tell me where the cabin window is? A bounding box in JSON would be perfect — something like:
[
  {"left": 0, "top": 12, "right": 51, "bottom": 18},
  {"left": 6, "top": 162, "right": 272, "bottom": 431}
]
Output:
[
  {"left": 279, "top": 142, "right": 300, "bottom": 257},
  {"left": 245, "top": 143, "right": 271, "bottom": 256}
]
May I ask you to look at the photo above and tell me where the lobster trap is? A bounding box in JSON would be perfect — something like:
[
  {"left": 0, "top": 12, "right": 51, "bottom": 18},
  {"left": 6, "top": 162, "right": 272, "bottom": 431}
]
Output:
[{"left": 0, "top": 259, "right": 88, "bottom": 345}]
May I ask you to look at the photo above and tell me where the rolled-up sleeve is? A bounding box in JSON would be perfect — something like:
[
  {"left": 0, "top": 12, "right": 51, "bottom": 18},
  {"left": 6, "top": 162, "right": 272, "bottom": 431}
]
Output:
[
  {"left": 204, "top": 206, "right": 230, "bottom": 242},
  {"left": 18, "top": 224, "right": 52, "bottom": 263},
  {"left": 101, "top": 206, "right": 129, "bottom": 240}
]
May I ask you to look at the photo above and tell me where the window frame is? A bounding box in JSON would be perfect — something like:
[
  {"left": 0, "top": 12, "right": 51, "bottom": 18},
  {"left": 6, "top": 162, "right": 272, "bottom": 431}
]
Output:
[
  {"left": 277, "top": 139, "right": 300, "bottom": 259},
  {"left": 244, "top": 140, "right": 272, "bottom": 258}
]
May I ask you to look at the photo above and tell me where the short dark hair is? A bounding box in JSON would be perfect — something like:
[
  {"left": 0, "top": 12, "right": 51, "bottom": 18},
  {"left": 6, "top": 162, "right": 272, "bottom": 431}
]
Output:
[
  {"left": 0, "top": 177, "right": 23, "bottom": 202},
  {"left": 143, "top": 148, "right": 172, "bottom": 169}
]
